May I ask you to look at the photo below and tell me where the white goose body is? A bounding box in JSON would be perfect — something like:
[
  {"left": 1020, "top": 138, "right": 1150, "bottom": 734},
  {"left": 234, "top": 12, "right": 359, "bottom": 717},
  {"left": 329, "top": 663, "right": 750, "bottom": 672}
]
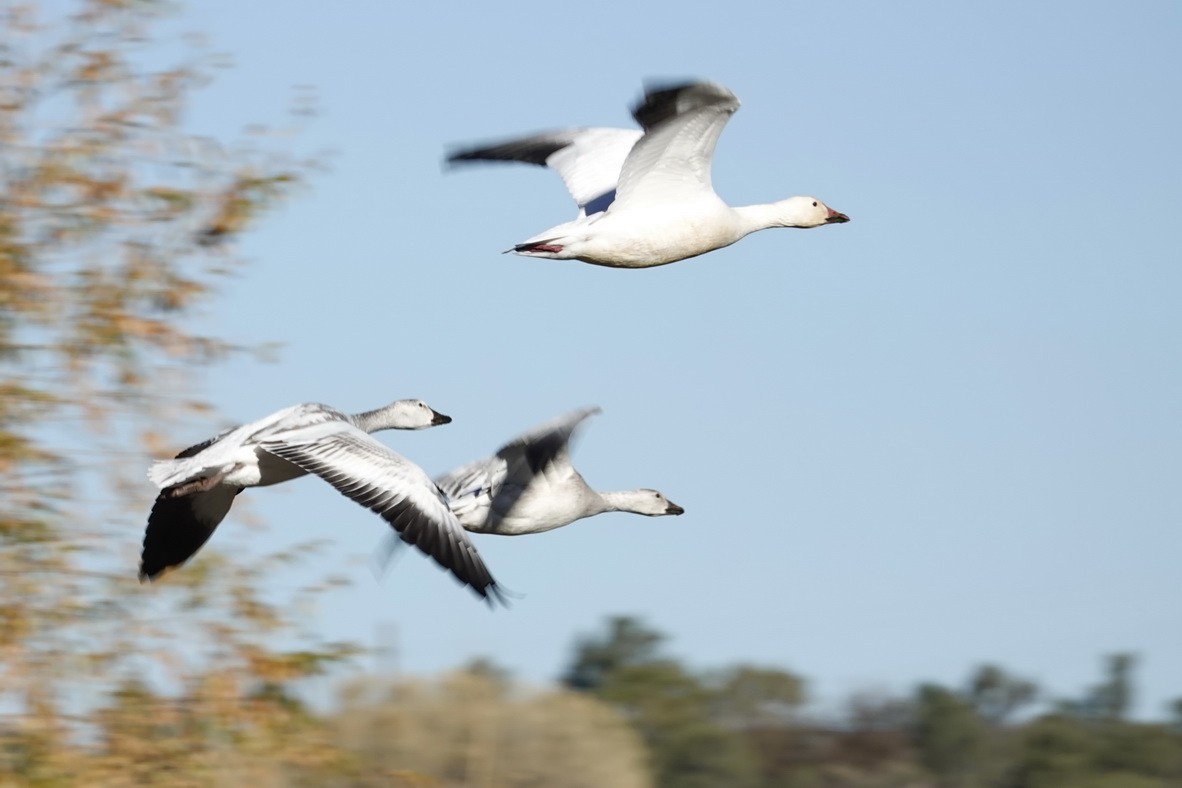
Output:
[
  {"left": 435, "top": 407, "right": 684, "bottom": 536},
  {"left": 448, "top": 81, "right": 849, "bottom": 269},
  {"left": 141, "top": 399, "right": 504, "bottom": 604}
]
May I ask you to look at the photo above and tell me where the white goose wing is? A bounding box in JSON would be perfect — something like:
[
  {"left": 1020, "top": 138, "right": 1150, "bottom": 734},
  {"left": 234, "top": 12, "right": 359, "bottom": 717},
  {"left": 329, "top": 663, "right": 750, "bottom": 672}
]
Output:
[
  {"left": 612, "top": 81, "right": 741, "bottom": 211},
  {"left": 259, "top": 421, "right": 504, "bottom": 605},
  {"left": 447, "top": 128, "right": 642, "bottom": 216}
]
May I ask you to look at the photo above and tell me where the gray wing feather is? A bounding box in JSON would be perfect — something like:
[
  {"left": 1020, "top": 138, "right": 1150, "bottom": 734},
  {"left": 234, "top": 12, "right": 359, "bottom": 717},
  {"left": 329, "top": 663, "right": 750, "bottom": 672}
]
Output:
[{"left": 260, "top": 426, "right": 504, "bottom": 605}]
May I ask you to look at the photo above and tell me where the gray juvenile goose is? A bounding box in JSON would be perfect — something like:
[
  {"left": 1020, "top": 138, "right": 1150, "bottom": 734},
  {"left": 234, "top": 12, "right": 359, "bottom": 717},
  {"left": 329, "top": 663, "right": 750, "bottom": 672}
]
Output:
[
  {"left": 142, "top": 399, "right": 504, "bottom": 605},
  {"left": 437, "top": 406, "right": 684, "bottom": 535}
]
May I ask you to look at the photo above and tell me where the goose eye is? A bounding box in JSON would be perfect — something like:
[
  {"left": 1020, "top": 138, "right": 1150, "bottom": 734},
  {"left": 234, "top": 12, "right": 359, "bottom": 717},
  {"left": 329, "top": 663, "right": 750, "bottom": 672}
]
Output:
[{"left": 812, "top": 201, "right": 818, "bottom": 207}]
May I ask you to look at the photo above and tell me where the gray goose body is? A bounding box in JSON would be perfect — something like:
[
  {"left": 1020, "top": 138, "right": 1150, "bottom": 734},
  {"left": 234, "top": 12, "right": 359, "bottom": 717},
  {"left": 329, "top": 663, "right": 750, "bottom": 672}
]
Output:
[
  {"left": 142, "top": 399, "right": 504, "bottom": 605},
  {"left": 435, "top": 407, "right": 684, "bottom": 536}
]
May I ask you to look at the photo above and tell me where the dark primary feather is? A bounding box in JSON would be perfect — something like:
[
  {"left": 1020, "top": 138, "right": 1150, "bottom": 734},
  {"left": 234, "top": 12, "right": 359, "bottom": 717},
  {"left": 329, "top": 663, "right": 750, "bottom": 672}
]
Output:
[
  {"left": 630, "top": 81, "right": 739, "bottom": 132},
  {"left": 139, "top": 426, "right": 241, "bottom": 580},
  {"left": 139, "top": 488, "right": 239, "bottom": 580},
  {"left": 173, "top": 434, "right": 221, "bottom": 460},
  {"left": 499, "top": 406, "right": 600, "bottom": 475},
  {"left": 520, "top": 428, "right": 574, "bottom": 476},
  {"left": 446, "top": 133, "right": 574, "bottom": 168}
]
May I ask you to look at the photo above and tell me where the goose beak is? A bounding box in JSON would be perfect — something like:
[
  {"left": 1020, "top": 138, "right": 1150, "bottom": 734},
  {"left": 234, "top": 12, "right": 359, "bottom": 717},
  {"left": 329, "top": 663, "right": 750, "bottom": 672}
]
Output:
[
  {"left": 665, "top": 502, "right": 685, "bottom": 515},
  {"left": 825, "top": 208, "right": 849, "bottom": 224},
  {"left": 431, "top": 410, "right": 453, "bottom": 426}
]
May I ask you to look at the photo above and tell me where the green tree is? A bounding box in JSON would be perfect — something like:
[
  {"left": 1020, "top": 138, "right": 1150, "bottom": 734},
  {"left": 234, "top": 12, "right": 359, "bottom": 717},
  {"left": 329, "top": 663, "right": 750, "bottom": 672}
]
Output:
[
  {"left": 708, "top": 665, "right": 805, "bottom": 730},
  {"left": 563, "top": 615, "right": 666, "bottom": 691},
  {"left": 1089, "top": 654, "right": 1137, "bottom": 722},
  {"left": 564, "top": 616, "right": 761, "bottom": 787},
  {"left": 1011, "top": 715, "right": 1182, "bottom": 788},
  {"left": 836, "top": 692, "right": 915, "bottom": 771},
  {"left": 602, "top": 661, "right": 759, "bottom": 788},
  {"left": 968, "top": 664, "right": 1038, "bottom": 725},
  {"left": 911, "top": 683, "right": 986, "bottom": 786},
  {"left": 1012, "top": 714, "right": 1106, "bottom": 788}
]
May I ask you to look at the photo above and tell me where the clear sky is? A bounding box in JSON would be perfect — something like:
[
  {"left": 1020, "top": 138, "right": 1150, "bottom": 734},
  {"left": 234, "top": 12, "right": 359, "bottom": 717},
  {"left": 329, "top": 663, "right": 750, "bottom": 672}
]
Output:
[{"left": 142, "top": 0, "right": 1181, "bottom": 717}]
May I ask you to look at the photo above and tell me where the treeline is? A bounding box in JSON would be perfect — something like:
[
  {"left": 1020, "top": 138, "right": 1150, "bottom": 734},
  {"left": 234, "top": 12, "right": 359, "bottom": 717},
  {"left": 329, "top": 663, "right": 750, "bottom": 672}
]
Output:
[
  {"left": 4, "top": 613, "right": 1180, "bottom": 787},
  {"left": 556, "top": 616, "right": 1182, "bottom": 787}
]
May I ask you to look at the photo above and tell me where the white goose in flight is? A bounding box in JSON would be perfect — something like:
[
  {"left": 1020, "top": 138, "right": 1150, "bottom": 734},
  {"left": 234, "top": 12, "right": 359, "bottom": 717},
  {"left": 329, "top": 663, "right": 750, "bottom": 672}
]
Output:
[
  {"left": 141, "top": 399, "right": 504, "bottom": 605},
  {"left": 447, "top": 80, "right": 849, "bottom": 268}
]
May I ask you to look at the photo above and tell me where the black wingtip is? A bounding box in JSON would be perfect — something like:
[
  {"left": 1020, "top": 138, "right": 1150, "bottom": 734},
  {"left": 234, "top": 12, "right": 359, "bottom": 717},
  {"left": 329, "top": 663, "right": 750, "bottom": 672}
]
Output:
[
  {"left": 482, "top": 581, "right": 522, "bottom": 610},
  {"left": 631, "top": 80, "right": 738, "bottom": 131},
  {"left": 139, "top": 490, "right": 226, "bottom": 585},
  {"left": 445, "top": 136, "right": 572, "bottom": 168}
]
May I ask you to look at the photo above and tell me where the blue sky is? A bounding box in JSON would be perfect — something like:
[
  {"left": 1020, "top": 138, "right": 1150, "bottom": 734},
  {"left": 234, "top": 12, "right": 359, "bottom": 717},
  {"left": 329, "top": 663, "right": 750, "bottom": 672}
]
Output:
[{"left": 138, "top": 1, "right": 1181, "bottom": 716}]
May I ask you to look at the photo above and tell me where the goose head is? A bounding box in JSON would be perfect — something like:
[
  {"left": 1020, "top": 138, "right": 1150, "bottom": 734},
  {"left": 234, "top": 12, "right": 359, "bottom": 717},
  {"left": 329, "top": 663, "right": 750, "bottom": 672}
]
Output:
[
  {"left": 367, "top": 399, "right": 452, "bottom": 431},
  {"left": 633, "top": 489, "right": 685, "bottom": 517},
  {"left": 774, "top": 196, "right": 849, "bottom": 228}
]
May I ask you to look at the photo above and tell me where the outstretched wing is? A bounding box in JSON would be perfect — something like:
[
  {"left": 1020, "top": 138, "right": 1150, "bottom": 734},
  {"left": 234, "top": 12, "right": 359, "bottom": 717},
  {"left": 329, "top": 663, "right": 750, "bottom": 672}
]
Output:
[
  {"left": 497, "top": 405, "right": 602, "bottom": 477},
  {"left": 437, "top": 406, "right": 602, "bottom": 530},
  {"left": 260, "top": 421, "right": 505, "bottom": 605},
  {"left": 613, "top": 81, "right": 741, "bottom": 210},
  {"left": 447, "top": 128, "right": 642, "bottom": 216},
  {"left": 139, "top": 486, "right": 239, "bottom": 580}
]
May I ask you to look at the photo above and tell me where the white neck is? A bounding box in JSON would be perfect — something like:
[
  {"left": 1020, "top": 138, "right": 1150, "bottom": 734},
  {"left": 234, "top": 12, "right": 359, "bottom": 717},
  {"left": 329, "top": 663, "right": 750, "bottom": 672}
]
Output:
[
  {"left": 732, "top": 202, "right": 789, "bottom": 237},
  {"left": 351, "top": 406, "right": 399, "bottom": 433},
  {"left": 596, "top": 490, "right": 651, "bottom": 514}
]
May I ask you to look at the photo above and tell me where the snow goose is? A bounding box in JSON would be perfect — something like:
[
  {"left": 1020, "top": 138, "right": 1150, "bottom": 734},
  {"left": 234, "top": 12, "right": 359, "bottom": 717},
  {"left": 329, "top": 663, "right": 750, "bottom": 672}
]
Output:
[
  {"left": 141, "top": 399, "right": 505, "bottom": 605},
  {"left": 436, "top": 406, "right": 684, "bottom": 535},
  {"left": 447, "top": 80, "right": 849, "bottom": 268}
]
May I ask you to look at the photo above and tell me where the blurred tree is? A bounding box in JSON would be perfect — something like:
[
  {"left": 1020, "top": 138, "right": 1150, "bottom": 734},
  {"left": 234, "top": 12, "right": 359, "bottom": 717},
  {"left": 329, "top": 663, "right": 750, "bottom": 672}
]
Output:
[
  {"left": 562, "top": 615, "right": 666, "bottom": 691},
  {"left": 1011, "top": 715, "right": 1104, "bottom": 788},
  {"left": 462, "top": 655, "right": 514, "bottom": 691},
  {"left": 968, "top": 664, "right": 1038, "bottom": 725},
  {"left": 702, "top": 665, "right": 808, "bottom": 787},
  {"left": 1093, "top": 721, "right": 1182, "bottom": 780},
  {"left": 601, "top": 661, "right": 760, "bottom": 788},
  {"left": 332, "top": 670, "right": 651, "bottom": 788},
  {"left": 708, "top": 665, "right": 805, "bottom": 730},
  {"left": 1010, "top": 714, "right": 1182, "bottom": 788},
  {"left": 0, "top": 1, "right": 361, "bottom": 783},
  {"left": 560, "top": 616, "right": 1182, "bottom": 788},
  {"left": 1090, "top": 654, "right": 1137, "bottom": 722},
  {"left": 837, "top": 692, "right": 915, "bottom": 771},
  {"left": 911, "top": 683, "right": 986, "bottom": 786},
  {"left": 563, "top": 617, "right": 761, "bottom": 787}
]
